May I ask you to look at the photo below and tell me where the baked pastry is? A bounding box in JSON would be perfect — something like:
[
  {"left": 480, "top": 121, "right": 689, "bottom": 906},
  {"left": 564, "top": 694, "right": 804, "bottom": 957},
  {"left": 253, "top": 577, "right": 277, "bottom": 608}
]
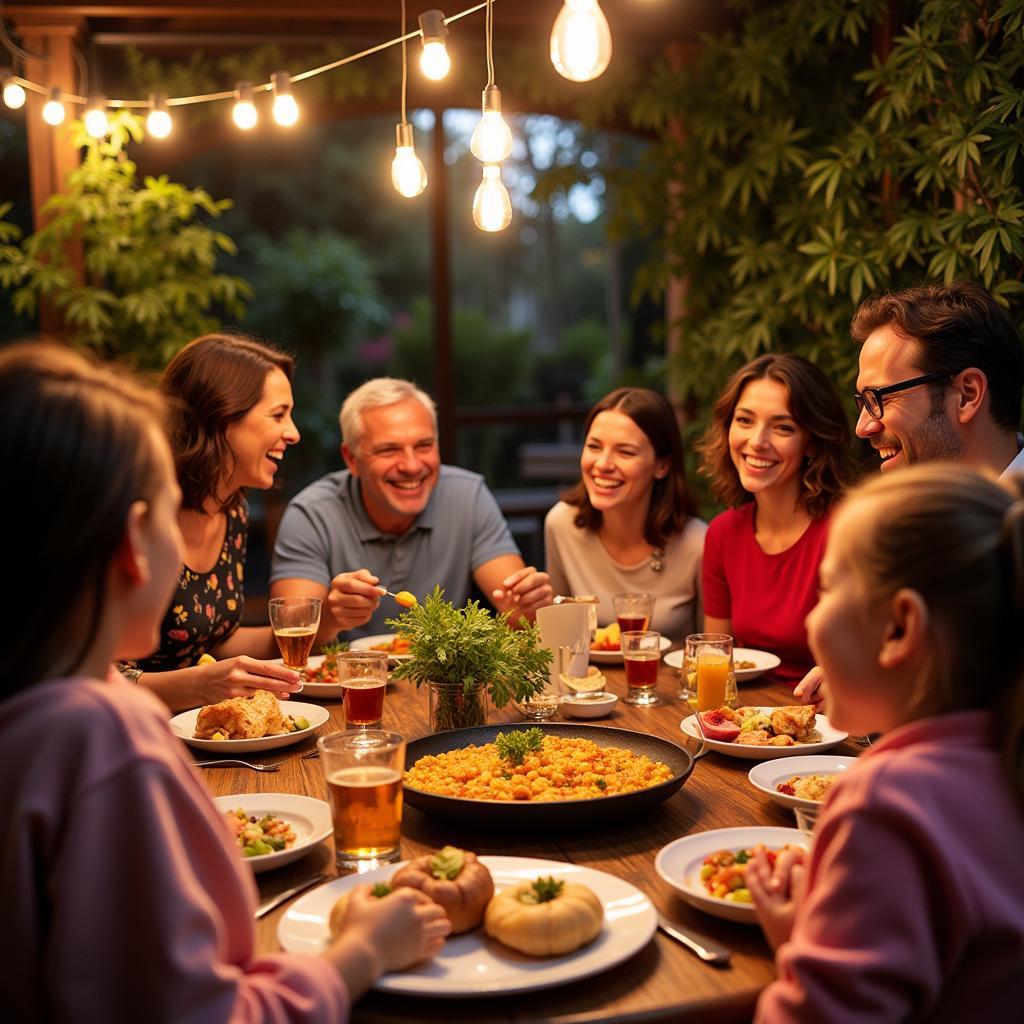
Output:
[
  {"left": 484, "top": 876, "right": 603, "bottom": 956},
  {"left": 390, "top": 846, "right": 494, "bottom": 934}
]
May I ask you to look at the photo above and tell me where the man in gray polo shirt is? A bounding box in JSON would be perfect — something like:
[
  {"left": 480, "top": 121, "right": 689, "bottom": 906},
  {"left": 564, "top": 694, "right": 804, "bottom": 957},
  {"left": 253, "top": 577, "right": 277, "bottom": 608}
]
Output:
[{"left": 270, "top": 378, "right": 553, "bottom": 642}]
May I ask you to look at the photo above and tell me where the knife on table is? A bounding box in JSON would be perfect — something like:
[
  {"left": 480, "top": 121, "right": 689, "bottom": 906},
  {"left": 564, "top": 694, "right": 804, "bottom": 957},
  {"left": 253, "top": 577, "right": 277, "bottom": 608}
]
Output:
[
  {"left": 255, "top": 874, "right": 327, "bottom": 919},
  {"left": 656, "top": 911, "right": 732, "bottom": 965}
]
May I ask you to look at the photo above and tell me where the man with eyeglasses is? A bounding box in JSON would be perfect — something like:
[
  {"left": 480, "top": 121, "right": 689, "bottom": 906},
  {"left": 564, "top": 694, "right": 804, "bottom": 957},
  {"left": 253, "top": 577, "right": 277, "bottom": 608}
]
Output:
[
  {"left": 270, "top": 377, "right": 553, "bottom": 641},
  {"left": 796, "top": 281, "right": 1024, "bottom": 708}
]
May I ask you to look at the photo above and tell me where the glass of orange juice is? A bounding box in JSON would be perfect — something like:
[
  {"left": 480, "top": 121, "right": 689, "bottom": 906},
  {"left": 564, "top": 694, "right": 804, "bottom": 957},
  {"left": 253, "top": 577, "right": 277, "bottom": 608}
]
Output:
[{"left": 679, "top": 633, "right": 738, "bottom": 711}]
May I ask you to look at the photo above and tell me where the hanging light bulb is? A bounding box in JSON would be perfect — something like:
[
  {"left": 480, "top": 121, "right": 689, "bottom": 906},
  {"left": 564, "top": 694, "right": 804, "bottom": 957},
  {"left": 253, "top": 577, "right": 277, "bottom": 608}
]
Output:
[
  {"left": 1, "top": 69, "right": 25, "bottom": 109},
  {"left": 271, "top": 71, "right": 299, "bottom": 127},
  {"left": 473, "top": 163, "right": 512, "bottom": 232},
  {"left": 470, "top": 85, "right": 513, "bottom": 163},
  {"left": 146, "top": 93, "right": 172, "bottom": 138},
  {"left": 392, "top": 122, "right": 428, "bottom": 198},
  {"left": 83, "top": 95, "right": 109, "bottom": 138},
  {"left": 418, "top": 10, "right": 451, "bottom": 81},
  {"left": 550, "top": 0, "right": 613, "bottom": 83},
  {"left": 232, "top": 81, "right": 258, "bottom": 130},
  {"left": 42, "top": 87, "right": 65, "bottom": 126}
]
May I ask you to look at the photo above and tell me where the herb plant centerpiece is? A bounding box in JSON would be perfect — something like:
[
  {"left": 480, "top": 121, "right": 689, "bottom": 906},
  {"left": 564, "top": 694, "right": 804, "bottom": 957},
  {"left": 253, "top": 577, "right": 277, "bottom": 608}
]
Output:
[{"left": 387, "top": 588, "right": 553, "bottom": 732}]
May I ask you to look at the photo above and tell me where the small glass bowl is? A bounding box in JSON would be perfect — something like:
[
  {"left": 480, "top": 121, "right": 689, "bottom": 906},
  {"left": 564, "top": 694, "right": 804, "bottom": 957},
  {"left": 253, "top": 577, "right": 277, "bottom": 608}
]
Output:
[{"left": 513, "top": 693, "right": 561, "bottom": 721}]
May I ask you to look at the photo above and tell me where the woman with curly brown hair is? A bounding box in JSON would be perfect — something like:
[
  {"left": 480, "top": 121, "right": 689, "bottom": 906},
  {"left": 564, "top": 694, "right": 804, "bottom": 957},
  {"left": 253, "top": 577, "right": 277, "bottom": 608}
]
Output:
[{"left": 697, "top": 354, "right": 855, "bottom": 684}]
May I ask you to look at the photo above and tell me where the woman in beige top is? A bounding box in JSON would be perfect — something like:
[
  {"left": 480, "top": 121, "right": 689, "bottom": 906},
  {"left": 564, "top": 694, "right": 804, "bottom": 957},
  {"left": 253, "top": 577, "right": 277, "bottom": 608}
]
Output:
[{"left": 544, "top": 388, "right": 706, "bottom": 641}]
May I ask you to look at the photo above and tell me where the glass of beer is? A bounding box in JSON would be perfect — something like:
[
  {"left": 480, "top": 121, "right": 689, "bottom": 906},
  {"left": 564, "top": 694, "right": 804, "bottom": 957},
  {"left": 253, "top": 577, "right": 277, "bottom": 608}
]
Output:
[
  {"left": 268, "top": 596, "right": 321, "bottom": 670},
  {"left": 338, "top": 650, "right": 388, "bottom": 729},
  {"left": 612, "top": 591, "right": 654, "bottom": 635},
  {"left": 621, "top": 629, "right": 661, "bottom": 705},
  {"left": 319, "top": 730, "right": 405, "bottom": 869},
  {"left": 679, "top": 633, "right": 738, "bottom": 711}
]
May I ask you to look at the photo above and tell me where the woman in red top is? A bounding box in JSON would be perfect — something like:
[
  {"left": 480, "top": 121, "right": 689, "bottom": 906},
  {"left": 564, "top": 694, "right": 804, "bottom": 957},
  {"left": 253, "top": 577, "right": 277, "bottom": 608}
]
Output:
[{"left": 697, "top": 354, "right": 855, "bottom": 684}]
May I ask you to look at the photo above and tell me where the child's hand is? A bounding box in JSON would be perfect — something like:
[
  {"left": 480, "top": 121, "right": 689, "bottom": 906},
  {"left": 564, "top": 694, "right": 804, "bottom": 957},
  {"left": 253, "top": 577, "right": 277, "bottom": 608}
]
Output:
[{"left": 747, "top": 844, "right": 807, "bottom": 952}]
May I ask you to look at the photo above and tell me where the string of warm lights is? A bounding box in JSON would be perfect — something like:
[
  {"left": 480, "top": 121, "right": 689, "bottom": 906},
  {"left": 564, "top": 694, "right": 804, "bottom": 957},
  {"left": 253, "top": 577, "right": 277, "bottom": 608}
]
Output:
[{"left": 0, "top": 0, "right": 617, "bottom": 231}]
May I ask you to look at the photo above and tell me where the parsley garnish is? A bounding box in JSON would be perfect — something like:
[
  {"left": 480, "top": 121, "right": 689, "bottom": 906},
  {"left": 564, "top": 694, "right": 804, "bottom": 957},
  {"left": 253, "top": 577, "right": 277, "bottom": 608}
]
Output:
[{"left": 494, "top": 727, "right": 545, "bottom": 766}]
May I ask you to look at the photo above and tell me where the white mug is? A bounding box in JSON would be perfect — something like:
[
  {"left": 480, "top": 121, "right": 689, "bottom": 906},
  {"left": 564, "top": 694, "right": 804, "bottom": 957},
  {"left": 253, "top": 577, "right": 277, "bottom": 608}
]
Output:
[{"left": 536, "top": 604, "right": 591, "bottom": 692}]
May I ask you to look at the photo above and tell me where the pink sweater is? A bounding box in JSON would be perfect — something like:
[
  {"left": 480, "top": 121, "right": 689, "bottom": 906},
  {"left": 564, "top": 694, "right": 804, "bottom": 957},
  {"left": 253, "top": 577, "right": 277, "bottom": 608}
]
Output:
[
  {"left": 757, "top": 711, "right": 1024, "bottom": 1022},
  {"left": 0, "top": 675, "right": 349, "bottom": 1023}
]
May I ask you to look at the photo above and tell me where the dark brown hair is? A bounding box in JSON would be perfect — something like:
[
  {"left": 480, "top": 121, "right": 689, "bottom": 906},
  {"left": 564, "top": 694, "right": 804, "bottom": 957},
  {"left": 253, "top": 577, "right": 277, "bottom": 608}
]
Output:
[
  {"left": 0, "top": 342, "right": 168, "bottom": 693},
  {"left": 697, "top": 353, "right": 855, "bottom": 519},
  {"left": 161, "top": 332, "right": 294, "bottom": 511},
  {"left": 563, "top": 388, "right": 693, "bottom": 548},
  {"left": 851, "top": 281, "right": 1024, "bottom": 431}
]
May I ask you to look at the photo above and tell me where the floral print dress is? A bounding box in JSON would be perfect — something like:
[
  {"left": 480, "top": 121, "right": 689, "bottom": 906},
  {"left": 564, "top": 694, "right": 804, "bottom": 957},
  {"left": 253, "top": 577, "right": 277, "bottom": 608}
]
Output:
[{"left": 136, "top": 501, "right": 249, "bottom": 672}]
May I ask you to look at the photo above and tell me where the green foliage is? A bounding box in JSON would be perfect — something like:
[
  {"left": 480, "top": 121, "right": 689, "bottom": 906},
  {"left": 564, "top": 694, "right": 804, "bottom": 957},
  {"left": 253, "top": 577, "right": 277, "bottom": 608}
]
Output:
[
  {"left": 386, "top": 587, "right": 552, "bottom": 709},
  {"left": 614, "top": 0, "right": 1024, "bottom": 406},
  {"left": 0, "top": 110, "right": 249, "bottom": 367},
  {"left": 494, "top": 727, "right": 545, "bottom": 766}
]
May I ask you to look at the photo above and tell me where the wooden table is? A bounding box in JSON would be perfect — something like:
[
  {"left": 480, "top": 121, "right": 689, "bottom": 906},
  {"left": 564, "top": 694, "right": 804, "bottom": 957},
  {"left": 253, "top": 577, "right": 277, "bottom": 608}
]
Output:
[{"left": 198, "top": 663, "right": 857, "bottom": 1023}]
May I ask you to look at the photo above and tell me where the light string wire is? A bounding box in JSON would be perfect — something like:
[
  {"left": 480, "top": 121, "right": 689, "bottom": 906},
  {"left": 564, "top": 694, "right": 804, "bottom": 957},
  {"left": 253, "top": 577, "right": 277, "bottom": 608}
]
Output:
[
  {"left": 485, "top": 0, "right": 495, "bottom": 88},
  {"left": 0, "top": 1, "right": 494, "bottom": 110},
  {"left": 400, "top": 0, "right": 408, "bottom": 126}
]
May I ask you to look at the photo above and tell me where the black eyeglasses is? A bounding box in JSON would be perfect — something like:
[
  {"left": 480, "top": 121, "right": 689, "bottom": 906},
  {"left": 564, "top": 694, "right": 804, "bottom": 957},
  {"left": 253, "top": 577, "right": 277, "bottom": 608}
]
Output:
[{"left": 853, "top": 371, "right": 950, "bottom": 421}]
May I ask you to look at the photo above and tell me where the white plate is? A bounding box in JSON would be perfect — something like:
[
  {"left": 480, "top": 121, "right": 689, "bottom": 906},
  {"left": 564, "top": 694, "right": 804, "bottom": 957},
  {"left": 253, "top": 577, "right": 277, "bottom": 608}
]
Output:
[
  {"left": 349, "top": 633, "right": 412, "bottom": 664},
  {"left": 748, "top": 755, "right": 858, "bottom": 812},
  {"left": 171, "top": 700, "right": 331, "bottom": 753},
  {"left": 279, "top": 855, "right": 656, "bottom": 997},
  {"left": 213, "top": 793, "right": 332, "bottom": 875},
  {"left": 680, "top": 707, "right": 848, "bottom": 761},
  {"left": 663, "top": 646, "right": 782, "bottom": 682},
  {"left": 266, "top": 654, "right": 342, "bottom": 698},
  {"left": 589, "top": 635, "right": 672, "bottom": 665},
  {"left": 656, "top": 826, "right": 809, "bottom": 924}
]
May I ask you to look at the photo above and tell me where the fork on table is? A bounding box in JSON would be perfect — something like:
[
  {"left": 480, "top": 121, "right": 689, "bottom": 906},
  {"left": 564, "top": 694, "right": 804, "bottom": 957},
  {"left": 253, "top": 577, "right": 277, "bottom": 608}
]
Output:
[{"left": 193, "top": 759, "right": 282, "bottom": 772}]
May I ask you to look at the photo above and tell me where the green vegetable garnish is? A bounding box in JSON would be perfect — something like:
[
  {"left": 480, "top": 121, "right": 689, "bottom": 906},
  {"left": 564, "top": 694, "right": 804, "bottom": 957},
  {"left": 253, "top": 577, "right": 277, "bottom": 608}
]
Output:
[
  {"left": 371, "top": 883, "right": 392, "bottom": 898},
  {"left": 596, "top": 778, "right": 607, "bottom": 790},
  {"left": 494, "top": 727, "right": 545, "bottom": 766},
  {"left": 519, "top": 876, "right": 565, "bottom": 904},
  {"left": 319, "top": 641, "right": 348, "bottom": 667},
  {"left": 430, "top": 846, "right": 466, "bottom": 880},
  {"left": 289, "top": 716, "right": 310, "bottom": 732}
]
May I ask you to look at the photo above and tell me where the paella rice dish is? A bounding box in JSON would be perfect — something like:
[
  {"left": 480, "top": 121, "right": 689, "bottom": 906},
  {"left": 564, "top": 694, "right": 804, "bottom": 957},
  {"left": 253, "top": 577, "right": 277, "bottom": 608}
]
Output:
[{"left": 405, "top": 734, "right": 674, "bottom": 802}]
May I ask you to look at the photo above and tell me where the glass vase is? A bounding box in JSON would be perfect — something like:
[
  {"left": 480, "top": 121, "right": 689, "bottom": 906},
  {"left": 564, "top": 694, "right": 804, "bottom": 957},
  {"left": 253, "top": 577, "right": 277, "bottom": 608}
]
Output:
[{"left": 427, "top": 680, "right": 488, "bottom": 732}]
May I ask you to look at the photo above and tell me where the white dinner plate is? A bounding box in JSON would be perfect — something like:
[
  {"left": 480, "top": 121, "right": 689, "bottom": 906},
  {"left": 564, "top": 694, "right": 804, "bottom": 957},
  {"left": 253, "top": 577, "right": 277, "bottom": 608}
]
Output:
[
  {"left": 349, "top": 633, "right": 412, "bottom": 664},
  {"left": 589, "top": 634, "right": 672, "bottom": 665},
  {"left": 265, "top": 654, "right": 344, "bottom": 699},
  {"left": 680, "top": 707, "right": 848, "bottom": 761},
  {"left": 171, "top": 700, "right": 331, "bottom": 753},
  {"left": 656, "top": 826, "right": 809, "bottom": 924},
  {"left": 279, "top": 855, "right": 656, "bottom": 997},
  {"left": 663, "top": 647, "right": 782, "bottom": 682},
  {"left": 747, "top": 755, "right": 858, "bottom": 812},
  {"left": 213, "top": 793, "right": 333, "bottom": 875}
]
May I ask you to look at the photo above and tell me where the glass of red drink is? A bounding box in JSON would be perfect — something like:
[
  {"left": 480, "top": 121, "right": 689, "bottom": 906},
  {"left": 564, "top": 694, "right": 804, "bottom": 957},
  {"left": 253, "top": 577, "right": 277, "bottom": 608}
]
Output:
[
  {"left": 621, "top": 629, "right": 661, "bottom": 706},
  {"left": 612, "top": 591, "right": 655, "bottom": 636},
  {"left": 338, "top": 650, "right": 388, "bottom": 728}
]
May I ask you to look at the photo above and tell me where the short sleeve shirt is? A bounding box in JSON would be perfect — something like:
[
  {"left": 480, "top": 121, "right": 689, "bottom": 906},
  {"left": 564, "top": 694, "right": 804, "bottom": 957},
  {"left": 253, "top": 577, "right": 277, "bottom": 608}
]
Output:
[{"left": 271, "top": 466, "right": 520, "bottom": 638}]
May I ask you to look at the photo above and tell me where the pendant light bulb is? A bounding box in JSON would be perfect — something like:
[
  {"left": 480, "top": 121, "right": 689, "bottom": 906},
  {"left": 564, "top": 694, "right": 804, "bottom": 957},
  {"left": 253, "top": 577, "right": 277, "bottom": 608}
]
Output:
[
  {"left": 271, "top": 71, "right": 299, "bottom": 127},
  {"left": 473, "top": 163, "right": 512, "bottom": 232},
  {"left": 2, "top": 70, "right": 25, "bottom": 109},
  {"left": 146, "top": 93, "right": 172, "bottom": 138},
  {"left": 42, "top": 87, "right": 65, "bottom": 126},
  {"left": 418, "top": 10, "right": 451, "bottom": 80},
  {"left": 392, "top": 123, "right": 428, "bottom": 198},
  {"left": 550, "top": 0, "right": 613, "bottom": 83},
  {"left": 232, "top": 82, "right": 258, "bottom": 130},
  {"left": 83, "top": 96, "right": 109, "bottom": 139},
  {"left": 470, "top": 86, "right": 513, "bottom": 163}
]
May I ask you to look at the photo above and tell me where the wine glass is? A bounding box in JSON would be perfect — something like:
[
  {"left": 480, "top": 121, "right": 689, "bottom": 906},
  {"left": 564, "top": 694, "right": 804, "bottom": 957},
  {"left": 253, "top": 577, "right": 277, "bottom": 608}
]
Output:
[{"left": 268, "top": 597, "right": 322, "bottom": 670}]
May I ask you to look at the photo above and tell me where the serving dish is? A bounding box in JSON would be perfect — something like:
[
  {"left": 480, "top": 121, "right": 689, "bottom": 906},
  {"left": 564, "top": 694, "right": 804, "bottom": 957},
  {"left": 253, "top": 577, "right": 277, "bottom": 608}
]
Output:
[
  {"left": 663, "top": 646, "right": 782, "bottom": 682},
  {"left": 170, "top": 700, "right": 330, "bottom": 753},
  {"left": 589, "top": 634, "right": 671, "bottom": 665},
  {"left": 747, "top": 754, "right": 858, "bottom": 812},
  {"left": 679, "top": 707, "right": 848, "bottom": 761},
  {"left": 559, "top": 693, "right": 618, "bottom": 719},
  {"left": 349, "top": 633, "right": 412, "bottom": 664}
]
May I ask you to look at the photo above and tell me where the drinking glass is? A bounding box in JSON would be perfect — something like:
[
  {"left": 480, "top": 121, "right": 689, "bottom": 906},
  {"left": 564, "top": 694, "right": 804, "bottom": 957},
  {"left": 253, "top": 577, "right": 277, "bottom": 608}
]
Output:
[
  {"left": 679, "top": 633, "right": 738, "bottom": 711},
  {"left": 621, "top": 629, "right": 661, "bottom": 706},
  {"left": 318, "top": 730, "right": 405, "bottom": 870},
  {"left": 338, "top": 650, "right": 388, "bottom": 729},
  {"left": 268, "top": 597, "right": 322, "bottom": 670},
  {"left": 613, "top": 591, "right": 655, "bottom": 635}
]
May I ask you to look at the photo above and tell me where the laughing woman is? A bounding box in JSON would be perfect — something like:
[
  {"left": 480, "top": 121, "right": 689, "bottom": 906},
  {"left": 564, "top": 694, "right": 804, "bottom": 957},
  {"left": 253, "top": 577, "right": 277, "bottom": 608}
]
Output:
[
  {"left": 544, "top": 388, "right": 707, "bottom": 638},
  {"left": 697, "top": 354, "right": 855, "bottom": 685},
  {"left": 123, "top": 333, "right": 304, "bottom": 710}
]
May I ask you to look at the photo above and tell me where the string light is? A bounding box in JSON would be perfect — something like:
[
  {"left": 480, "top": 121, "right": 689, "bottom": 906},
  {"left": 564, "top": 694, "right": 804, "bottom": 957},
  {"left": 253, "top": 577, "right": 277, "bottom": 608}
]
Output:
[
  {"left": 41, "top": 87, "right": 65, "bottom": 126},
  {"left": 83, "top": 95, "right": 109, "bottom": 138},
  {"left": 418, "top": 10, "right": 451, "bottom": 81},
  {"left": 271, "top": 71, "right": 299, "bottom": 127},
  {"left": 472, "top": 163, "right": 512, "bottom": 232},
  {"left": 146, "top": 93, "right": 172, "bottom": 138},
  {"left": 469, "top": 0, "right": 513, "bottom": 163},
  {"left": 2, "top": 69, "right": 25, "bottom": 109},
  {"left": 392, "top": 0, "right": 428, "bottom": 198},
  {"left": 232, "top": 81, "right": 257, "bottom": 130},
  {"left": 549, "top": 0, "right": 613, "bottom": 83}
]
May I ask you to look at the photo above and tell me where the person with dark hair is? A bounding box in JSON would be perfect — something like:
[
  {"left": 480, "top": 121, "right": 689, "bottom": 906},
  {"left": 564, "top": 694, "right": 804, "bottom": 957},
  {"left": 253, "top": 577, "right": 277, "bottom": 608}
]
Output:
[
  {"left": 124, "top": 332, "right": 304, "bottom": 711},
  {"left": 0, "top": 342, "right": 450, "bottom": 1022},
  {"left": 697, "top": 354, "right": 856, "bottom": 684},
  {"left": 851, "top": 279, "right": 1024, "bottom": 476},
  {"left": 544, "top": 388, "right": 706, "bottom": 638}
]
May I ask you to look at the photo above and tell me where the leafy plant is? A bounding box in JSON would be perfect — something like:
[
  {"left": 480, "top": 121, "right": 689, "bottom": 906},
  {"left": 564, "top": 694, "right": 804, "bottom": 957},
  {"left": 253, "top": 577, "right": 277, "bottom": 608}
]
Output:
[
  {"left": 0, "top": 110, "right": 248, "bottom": 368},
  {"left": 494, "top": 728, "right": 545, "bottom": 767}
]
